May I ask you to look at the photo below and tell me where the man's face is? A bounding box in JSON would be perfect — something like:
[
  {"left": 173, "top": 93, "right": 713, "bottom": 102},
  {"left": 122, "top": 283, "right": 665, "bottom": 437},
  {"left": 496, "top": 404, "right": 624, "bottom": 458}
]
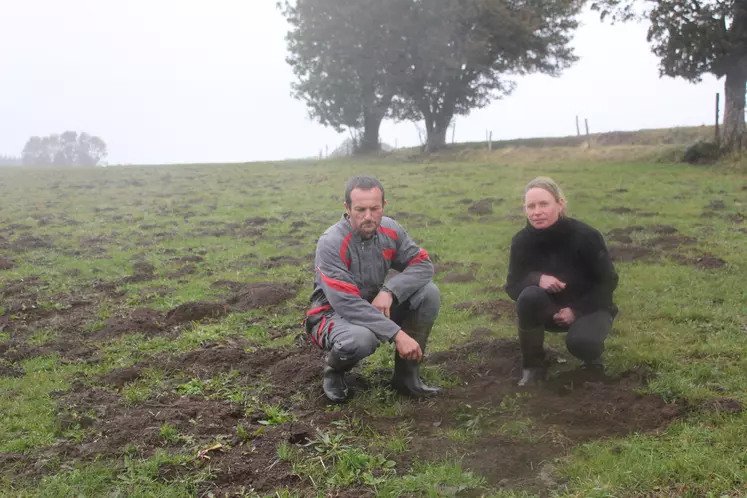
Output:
[{"left": 345, "top": 187, "right": 386, "bottom": 238}]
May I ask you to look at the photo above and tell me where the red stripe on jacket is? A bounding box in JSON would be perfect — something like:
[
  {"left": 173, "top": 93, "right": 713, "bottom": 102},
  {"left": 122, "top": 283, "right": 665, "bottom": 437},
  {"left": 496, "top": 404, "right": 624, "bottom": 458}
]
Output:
[
  {"left": 378, "top": 226, "right": 398, "bottom": 240},
  {"left": 318, "top": 269, "right": 361, "bottom": 296},
  {"left": 382, "top": 248, "right": 396, "bottom": 260},
  {"left": 408, "top": 248, "right": 430, "bottom": 266},
  {"left": 339, "top": 233, "right": 353, "bottom": 269}
]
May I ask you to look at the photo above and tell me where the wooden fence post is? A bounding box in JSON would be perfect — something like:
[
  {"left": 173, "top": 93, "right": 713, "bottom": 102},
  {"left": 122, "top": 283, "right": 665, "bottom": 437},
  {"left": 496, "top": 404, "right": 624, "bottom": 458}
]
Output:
[{"left": 715, "top": 92, "right": 720, "bottom": 146}]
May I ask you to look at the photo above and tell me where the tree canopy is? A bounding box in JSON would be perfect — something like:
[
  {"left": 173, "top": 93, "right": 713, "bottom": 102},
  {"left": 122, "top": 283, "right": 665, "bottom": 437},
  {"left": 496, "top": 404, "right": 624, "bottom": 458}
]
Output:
[
  {"left": 592, "top": 0, "right": 747, "bottom": 152},
  {"left": 21, "top": 131, "right": 108, "bottom": 167},
  {"left": 281, "top": 0, "right": 583, "bottom": 153}
]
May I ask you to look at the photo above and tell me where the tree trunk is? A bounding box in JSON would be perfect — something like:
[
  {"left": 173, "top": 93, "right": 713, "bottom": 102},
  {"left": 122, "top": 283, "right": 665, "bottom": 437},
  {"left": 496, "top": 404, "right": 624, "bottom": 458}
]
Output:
[
  {"left": 424, "top": 113, "right": 452, "bottom": 153},
  {"left": 358, "top": 109, "right": 384, "bottom": 154},
  {"left": 721, "top": 69, "right": 746, "bottom": 153}
]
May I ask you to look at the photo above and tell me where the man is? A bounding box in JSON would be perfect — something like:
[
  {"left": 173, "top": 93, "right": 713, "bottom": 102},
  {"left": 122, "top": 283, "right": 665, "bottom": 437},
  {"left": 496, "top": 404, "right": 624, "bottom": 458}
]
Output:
[{"left": 304, "top": 175, "right": 441, "bottom": 402}]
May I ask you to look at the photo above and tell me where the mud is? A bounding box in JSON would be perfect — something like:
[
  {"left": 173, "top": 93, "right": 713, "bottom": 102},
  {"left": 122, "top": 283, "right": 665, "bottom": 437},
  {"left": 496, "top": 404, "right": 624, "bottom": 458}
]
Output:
[
  {"left": 225, "top": 282, "right": 298, "bottom": 312},
  {"left": 101, "top": 367, "right": 143, "bottom": 388},
  {"left": 165, "top": 301, "right": 227, "bottom": 325},
  {"left": 0, "top": 360, "right": 25, "bottom": 378},
  {"left": 608, "top": 244, "right": 656, "bottom": 263},
  {"left": 10, "top": 234, "right": 53, "bottom": 251},
  {"left": 11, "top": 333, "right": 717, "bottom": 496},
  {"left": 468, "top": 199, "right": 496, "bottom": 215},
  {"left": 260, "top": 256, "right": 304, "bottom": 269},
  {"left": 122, "top": 261, "right": 156, "bottom": 284},
  {"left": 671, "top": 253, "right": 726, "bottom": 269},
  {"left": 0, "top": 257, "right": 14, "bottom": 270},
  {"left": 93, "top": 308, "right": 167, "bottom": 340},
  {"left": 644, "top": 234, "right": 698, "bottom": 250},
  {"left": 172, "top": 255, "right": 205, "bottom": 264},
  {"left": 603, "top": 207, "right": 635, "bottom": 214},
  {"left": 164, "top": 264, "right": 197, "bottom": 280},
  {"left": 440, "top": 272, "right": 477, "bottom": 284},
  {"left": 454, "top": 299, "right": 516, "bottom": 321}
]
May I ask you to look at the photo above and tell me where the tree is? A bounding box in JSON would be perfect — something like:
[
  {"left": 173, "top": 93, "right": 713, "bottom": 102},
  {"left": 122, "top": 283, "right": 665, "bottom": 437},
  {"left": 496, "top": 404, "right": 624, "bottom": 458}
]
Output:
[
  {"left": 0, "top": 155, "right": 21, "bottom": 166},
  {"left": 21, "top": 131, "right": 107, "bottom": 166},
  {"left": 281, "top": 0, "right": 410, "bottom": 153},
  {"left": 393, "top": 0, "right": 583, "bottom": 152},
  {"left": 592, "top": 0, "right": 747, "bottom": 153}
]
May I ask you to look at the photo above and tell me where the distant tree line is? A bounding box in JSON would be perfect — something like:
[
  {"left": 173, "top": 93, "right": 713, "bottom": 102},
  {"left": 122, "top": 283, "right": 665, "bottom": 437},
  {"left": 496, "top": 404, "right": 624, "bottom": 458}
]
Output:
[
  {"left": 0, "top": 155, "right": 22, "bottom": 166},
  {"left": 21, "top": 131, "right": 107, "bottom": 166},
  {"left": 280, "top": 0, "right": 584, "bottom": 153}
]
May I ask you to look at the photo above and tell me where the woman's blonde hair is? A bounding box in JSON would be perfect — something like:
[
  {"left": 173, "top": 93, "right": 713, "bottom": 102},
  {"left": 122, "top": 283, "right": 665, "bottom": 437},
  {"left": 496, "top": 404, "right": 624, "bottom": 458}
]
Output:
[{"left": 525, "top": 176, "right": 567, "bottom": 216}]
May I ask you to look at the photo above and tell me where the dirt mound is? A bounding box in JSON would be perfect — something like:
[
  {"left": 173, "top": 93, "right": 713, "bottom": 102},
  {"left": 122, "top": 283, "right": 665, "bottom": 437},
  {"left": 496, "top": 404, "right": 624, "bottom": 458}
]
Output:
[
  {"left": 440, "top": 272, "right": 476, "bottom": 284},
  {"left": 0, "top": 339, "right": 97, "bottom": 364},
  {"left": 165, "top": 301, "right": 227, "bottom": 325},
  {"left": 604, "top": 206, "right": 635, "bottom": 214},
  {"left": 644, "top": 235, "right": 698, "bottom": 250},
  {"left": 261, "top": 256, "right": 304, "bottom": 269},
  {"left": 706, "top": 200, "right": 726, "bottom": 210},
  {"left": 122, "top": 262, "right": 156, "bottom": 284},
  {"left": 471, "top": 327, "right": 494, "bottom": 340},
  {"left": 468, "top": 199, "right": 494, "bottom": 215},
  {"left": 58, "top": 393, "right": 244, "bottom": 459},
  {"left": 173, "top": 255, "right": 205, "bottom": 264},
  {"left": 10, "top": 234, "right": 53, "bottom": 251},
  {"left": 210, "top": 280, "right": 245, "bottom": 293},
  {"left": 164, "top": 264, "right": 197, "bottom": 280},
  {"left": 0, "top": 257, "right": 14, "bottom": 270},
  {"left": 245, "top": 217, "right": 269, "bottom": 226},
  {"left": 93, "top": 308, "right": 167, "bottom": 340},
  {"left": 672, "top": 253, "right": 726, "bottom": 269},
  {"left": 0, "top": 360, "right": 25, "bottom": 378},
  {"left": 607, "top": 225, "right": 677, "bottom": 239},
  {"left": 226, "top": 282, "right": 297, "bottom": 311},
  {"left": 101, "top": 367, "right": 142, "bottom": 388},
  {"left": 454, "top": 299, "right": 515, "bottom": 321},
  {"left": 402, "top": 338, "right": 685, "bottom": 490},
  {"left": 608, "top": 244, "right": 656, "bottom": 263}
]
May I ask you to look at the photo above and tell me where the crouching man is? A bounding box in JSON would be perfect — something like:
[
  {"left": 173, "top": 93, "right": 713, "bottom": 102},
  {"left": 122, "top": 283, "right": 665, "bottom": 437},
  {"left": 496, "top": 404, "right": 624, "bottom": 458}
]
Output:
[{"left": 304, "top": 175, "right": 441, "bottom": 402}]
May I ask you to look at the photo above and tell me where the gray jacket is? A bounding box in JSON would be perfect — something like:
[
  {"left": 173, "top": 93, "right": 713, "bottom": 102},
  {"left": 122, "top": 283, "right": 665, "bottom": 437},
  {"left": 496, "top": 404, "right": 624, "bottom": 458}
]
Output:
[{"left": 305, "top": 214, "right": 434, "bottom": 342}]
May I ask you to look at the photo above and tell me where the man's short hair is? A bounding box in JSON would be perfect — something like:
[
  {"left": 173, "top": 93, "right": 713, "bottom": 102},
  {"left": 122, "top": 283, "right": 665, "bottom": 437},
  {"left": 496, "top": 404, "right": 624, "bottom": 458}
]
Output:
[{"left": 344, "top": 176, "right": 385, "bottom": 206}]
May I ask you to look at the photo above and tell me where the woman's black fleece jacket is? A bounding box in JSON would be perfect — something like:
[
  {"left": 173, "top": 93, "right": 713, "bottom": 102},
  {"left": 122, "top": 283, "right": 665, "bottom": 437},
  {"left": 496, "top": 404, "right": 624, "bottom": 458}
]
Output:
[{"left": 505, "top": 217, "right": 619, "bottom": 318}]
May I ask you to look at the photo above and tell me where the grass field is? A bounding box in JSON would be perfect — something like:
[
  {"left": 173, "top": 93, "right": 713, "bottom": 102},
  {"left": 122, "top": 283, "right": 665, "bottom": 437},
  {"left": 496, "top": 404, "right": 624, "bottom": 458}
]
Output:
[{"left": 0, "top": 145, "right": 745, "bottom": 497}]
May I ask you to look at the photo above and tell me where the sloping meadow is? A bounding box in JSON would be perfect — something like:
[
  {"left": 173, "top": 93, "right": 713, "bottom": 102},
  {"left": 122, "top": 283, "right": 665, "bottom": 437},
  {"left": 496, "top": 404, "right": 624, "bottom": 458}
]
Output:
[{"left": 0, "top": 158, "right": 745, "bottom": 497}]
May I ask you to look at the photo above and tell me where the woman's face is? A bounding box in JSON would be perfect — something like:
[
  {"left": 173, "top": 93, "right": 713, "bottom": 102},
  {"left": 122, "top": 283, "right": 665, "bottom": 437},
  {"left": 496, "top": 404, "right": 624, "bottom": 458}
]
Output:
[{"left": 524, "top": 187, "right": 564, "bottom": 229}]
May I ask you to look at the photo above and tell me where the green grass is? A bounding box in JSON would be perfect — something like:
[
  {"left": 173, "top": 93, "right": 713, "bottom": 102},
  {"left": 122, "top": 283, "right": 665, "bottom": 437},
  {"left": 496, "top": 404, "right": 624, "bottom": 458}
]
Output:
[{"left": 1, "top": 148, "right": 746, "bottom": 496}]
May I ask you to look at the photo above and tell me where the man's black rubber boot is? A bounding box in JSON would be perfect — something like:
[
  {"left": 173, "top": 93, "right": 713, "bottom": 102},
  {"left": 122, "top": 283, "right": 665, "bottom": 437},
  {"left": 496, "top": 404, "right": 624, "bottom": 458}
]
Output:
[
  {"left": 323, "top": 352, "right": 356, "bottom": 402},
  {"left": 518, "top": 366, "right": 548, "bottom": 386},
  {"left": 391, "top": 353, "right": 441, "bottom": 397}
]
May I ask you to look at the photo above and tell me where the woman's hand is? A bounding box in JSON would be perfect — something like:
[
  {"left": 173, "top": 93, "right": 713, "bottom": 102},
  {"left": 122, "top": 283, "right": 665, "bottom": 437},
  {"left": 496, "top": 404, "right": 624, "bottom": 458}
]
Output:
[
  {"left": 539, "top": 275, "right": 566, "bottom": 293},
  {"left": 553, "top": 307, "right": 576, "bottom": 326}
]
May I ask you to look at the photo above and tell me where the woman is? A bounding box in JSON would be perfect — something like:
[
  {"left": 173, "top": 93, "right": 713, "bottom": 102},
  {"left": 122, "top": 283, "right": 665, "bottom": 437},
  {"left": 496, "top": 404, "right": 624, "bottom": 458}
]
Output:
[{"left": 505, "top": 177, "right": 619, "bottom": 386}]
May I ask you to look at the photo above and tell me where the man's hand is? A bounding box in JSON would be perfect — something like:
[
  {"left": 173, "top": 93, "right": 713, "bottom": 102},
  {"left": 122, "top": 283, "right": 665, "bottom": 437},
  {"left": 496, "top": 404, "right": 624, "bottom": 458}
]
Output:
[
  {"left": 553, "top": 307, "right": 576, "bottom": 326},
  {"left": 539, "top": 275, "right": 566, "bottom": 293},
  {"left": 394, "top": 330, "right": 422, "bottom": 361},
  {"left": 372, "top": 289, "right": 393, "bottom": 318}
]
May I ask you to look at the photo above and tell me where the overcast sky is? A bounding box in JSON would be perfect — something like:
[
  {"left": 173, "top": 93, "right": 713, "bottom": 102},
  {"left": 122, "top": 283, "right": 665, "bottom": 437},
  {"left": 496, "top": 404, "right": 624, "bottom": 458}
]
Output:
[{"left": 0, "top": 1, "right": 722, "bottom": 165}]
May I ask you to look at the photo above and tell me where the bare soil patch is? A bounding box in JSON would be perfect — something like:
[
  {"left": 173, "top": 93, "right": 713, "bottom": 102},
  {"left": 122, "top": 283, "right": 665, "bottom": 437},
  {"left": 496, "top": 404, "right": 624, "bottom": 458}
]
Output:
[
  {"left": 0, "top": 257, "right": 15, "bottom": 270},
  {"left": 0, "top": 359, "right": 25, "bottom": 378},
  {"left": 454, "top": 299, "right": 516, "bottom": 321},
  {"left": 440, "top": 272, "right": 477, "bottom": 284},
  {"left": 10, "top": 234, "right": 53, "bottom": 252},
  {"left": 608, "top": 244, "right": 657, "bottom": 263}
]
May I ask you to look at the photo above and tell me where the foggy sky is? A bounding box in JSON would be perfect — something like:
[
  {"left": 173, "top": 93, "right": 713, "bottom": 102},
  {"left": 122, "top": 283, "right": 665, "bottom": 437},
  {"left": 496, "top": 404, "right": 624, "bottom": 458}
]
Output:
[{"left": 0, "top": 0, "right": 722, "bottom": 165}]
